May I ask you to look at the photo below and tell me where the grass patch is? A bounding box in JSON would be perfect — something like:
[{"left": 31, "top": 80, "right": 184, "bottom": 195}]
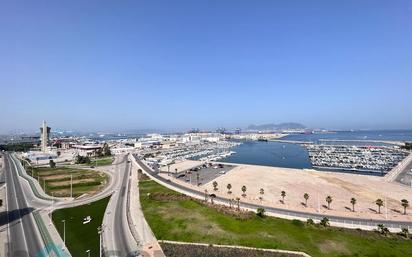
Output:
[
  {"left": 84, "top": 157, "right": 114, "bottom": 167},
  {"left": 31, "top": 166, "right": 108, "bottom": 197},
  {"left": 52, "top": 197, "right": 109, "bottom": 257},
  {"left": 140, "top": 180, "right": 412, "bottom": 257}
]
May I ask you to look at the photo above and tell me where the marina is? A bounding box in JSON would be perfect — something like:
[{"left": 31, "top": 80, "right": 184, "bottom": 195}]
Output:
[
  {"left": 305, "top": 144, "right": 409, "bottom": 174},
  {"left": 154, "top": 141, "right": 240, "bottom": 166}
]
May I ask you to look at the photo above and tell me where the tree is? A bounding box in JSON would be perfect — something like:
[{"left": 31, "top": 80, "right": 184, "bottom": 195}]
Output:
[
  {"left": 259, "top": 188, "right": 264, "bottom": 202},
  {"left": 102, "top": 143, "right": 111, "bottom": 156},
  {"left": 49, "top": 160, "right": 56, "bottom": 169},
  {"left": 375, "top": 199, "right": 384, "bottom": 214},
  {"left": 320, "top": 217, "right": 330, "bottom": 227},
  {"left": 212, "top": 181, "right": 218, "bottom": 191},
  {"left": 256, "top": 208, "right": 265, "bottom": 217},
  {"left": 350, "top": 197, "right": 357, "bottom": 212},
  {"left": 303, "top": 193, "right": 309, "bottom": 206},
  {"left": 241, "top": 185, "right": 247, "bottom": 197},
  {"left": 75, "top": 155, "right": 90, "bottom": 164},
  {"left": 210, "top": 194, "right": 216, "bottom": 204},
  {"left": 401, "top": 199, "right": 409, "bottom": 215},
  {"left": 281, "top": 190, "right": 286, "bottom": 203},
  {"left": 227, "top": 183, "right": 232, "bottom": 194},
  {"left": 325, "top": 195, "right": 333, "bottom": 210},
  {"left": 236, "top": 197, "right": 240, "bottom": 210}
]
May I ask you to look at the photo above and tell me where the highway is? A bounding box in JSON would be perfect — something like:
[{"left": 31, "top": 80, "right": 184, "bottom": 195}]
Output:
[
  {"left": 102, "top": 155, "right": 139, "bottom": 256},
  {"left": 3, "top": 153, "right": 45, "bottom": 256},
  {"left": 133, "top": 154, "right": 412, "bottom": 231}
]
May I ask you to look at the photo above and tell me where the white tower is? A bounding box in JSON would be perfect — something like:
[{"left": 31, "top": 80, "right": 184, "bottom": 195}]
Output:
[{"left": 40, "top": 121, "right": 51, "bottom": 153}]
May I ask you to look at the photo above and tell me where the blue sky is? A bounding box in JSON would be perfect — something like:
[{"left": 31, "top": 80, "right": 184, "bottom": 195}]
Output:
[{"left": 1, "top": 1, "right": 411, "bottom": 133}]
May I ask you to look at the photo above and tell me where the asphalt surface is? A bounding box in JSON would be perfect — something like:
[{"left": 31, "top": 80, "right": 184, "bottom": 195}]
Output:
[
  {"left": 102, "top": 155, "right": 139, "bottom": 256},
  {"left": 134, "top": 154, "right": 412, "bottom": 231},
  {"left": 395, "top": 155, "right": 412, "bottom": 187},
  {"left": 3, "top": 153, "right": 45, "bottom": 257}
]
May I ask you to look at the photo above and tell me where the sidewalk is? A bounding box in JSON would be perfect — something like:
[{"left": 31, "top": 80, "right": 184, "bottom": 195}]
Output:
[{"left": 128, "top": 156, "right": 165, "bottom": 257}]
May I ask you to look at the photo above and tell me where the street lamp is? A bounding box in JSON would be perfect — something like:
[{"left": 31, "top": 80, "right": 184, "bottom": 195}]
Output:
[
  {"left": 86, "top": 249, "right": 91, "bottom": 257},
  {"left": 62, "top": 220, "right": 66, "bottom": 243},
  {"left": 97, "top": 226, "right": 103, "bottom": 257}
]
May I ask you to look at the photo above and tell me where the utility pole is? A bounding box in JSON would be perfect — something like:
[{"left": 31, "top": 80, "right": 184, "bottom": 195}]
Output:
[{"left": 70, "top": 174, "right": 73, "bottom": 198}]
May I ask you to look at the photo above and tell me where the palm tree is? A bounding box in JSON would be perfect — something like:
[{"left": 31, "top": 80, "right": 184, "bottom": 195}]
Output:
[
  {"left": 227, "top": 183, "right": 232, "bottom": 194},
  {"left": 375, "top": 198, "right": 384, "bottom": 214},
  {"left": 236, "top": 197, "right": 240, "bottom": 210},
  {"left": 326, "top": 195, "right": 332, "bottom": 210},
  {"left": 401, "top": 199, "right": 409, "bottom": 215},
  {"left": 259, "top": 188, "right": 264, "bottom": 201},
  {"left": 241, "top": 185, "right": 247, "bottom": 197},
  {"left": 212, "top": 181, "right": 218, "bottom": 191},
  {"left": 350, "top": 197, "right": 357, "bottom": 212},
  {"left": 303, "top": 193, "right": 309, "bottom": 206},
  {"left": 281, "top": 190, "right": 286, "bottom": 203}
]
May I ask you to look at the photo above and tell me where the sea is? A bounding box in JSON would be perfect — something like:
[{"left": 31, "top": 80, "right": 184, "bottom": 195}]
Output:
[{"left": 220, "top": 130, "right": 412, "bottom": 171}]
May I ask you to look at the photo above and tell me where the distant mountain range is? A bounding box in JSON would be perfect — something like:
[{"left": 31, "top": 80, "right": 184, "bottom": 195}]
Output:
[{"left": 247, "top": 122, "right": 306, "bottom": 131}]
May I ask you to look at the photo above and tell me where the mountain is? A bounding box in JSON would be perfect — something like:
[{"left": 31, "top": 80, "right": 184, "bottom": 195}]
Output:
[{"left": 247, "top": 122, "right": 306, "bottom": 131}]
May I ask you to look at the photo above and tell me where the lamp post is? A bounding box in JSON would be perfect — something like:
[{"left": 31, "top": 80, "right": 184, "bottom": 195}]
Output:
[
  {"left": 86, "top": 250, "right": 91, "bottom": 257},
  {"left": 97, "top": 226, "right": 103, "bottom": 257},
  {"left": 62, "top": 220, "right": 66, "bottom": 243}
]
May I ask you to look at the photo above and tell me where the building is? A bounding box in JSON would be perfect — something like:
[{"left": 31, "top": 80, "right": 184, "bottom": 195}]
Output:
[
  {"left": 40, "top": 121, "right": 51, "bottom": 153},
  {"left": 72, "top": 144, "right": 102, "bottom": 157}
]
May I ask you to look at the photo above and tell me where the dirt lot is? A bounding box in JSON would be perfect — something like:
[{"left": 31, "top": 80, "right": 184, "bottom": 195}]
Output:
[{"left": 199, "top": 163, "right": 412, "bottom": 222}]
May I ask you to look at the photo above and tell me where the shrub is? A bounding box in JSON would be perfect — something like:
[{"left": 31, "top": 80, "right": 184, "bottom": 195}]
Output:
[
  {"left": 377, "top": 224, "right": 390, "bottom": 236},
  {"left": 319, "top": 217, "right": 330, "bottom": 227},
  {"left": 399, "top": 228, "right": 409, "bottom": 238},
  {"left": 256, "top": 208, "right": 265, "bottom": 217},
  {"left": 292, "top": 219, "right": 304, "bottom": 227},
  {"left": 306, "top": 218, "right": 315, "bottom": 226}
]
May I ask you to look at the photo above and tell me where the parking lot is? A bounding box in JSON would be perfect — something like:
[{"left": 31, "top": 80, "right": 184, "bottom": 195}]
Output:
[{"left": 175, "top": 162, "right": 235, "bottom": 186}]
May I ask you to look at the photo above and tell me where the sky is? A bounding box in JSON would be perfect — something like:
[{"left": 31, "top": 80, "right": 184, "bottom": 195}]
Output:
[{"left": 1, "top": 1, "right": 411, "bottom": 133}]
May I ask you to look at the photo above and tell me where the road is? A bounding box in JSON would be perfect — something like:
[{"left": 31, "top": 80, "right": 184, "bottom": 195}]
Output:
[
  {"left": 133, "top": 154, "right": 412, "bottom": 231},
  {"left": 3, "top": 153, "right": 45, "bottom": 256},
  {"left": 395, "top": 153, "right": 412, "bottom": 187},
  {"left": 2, "top": 152, "right": 139, "bottom": 257},
  {"left": 102, "top": 155, "right": 139, "bottom": 256}
]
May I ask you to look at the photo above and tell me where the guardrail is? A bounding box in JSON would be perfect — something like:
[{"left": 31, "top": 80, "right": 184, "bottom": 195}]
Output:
[{"left": 11, "top": 154, "right": 55, "bottom": 201}]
